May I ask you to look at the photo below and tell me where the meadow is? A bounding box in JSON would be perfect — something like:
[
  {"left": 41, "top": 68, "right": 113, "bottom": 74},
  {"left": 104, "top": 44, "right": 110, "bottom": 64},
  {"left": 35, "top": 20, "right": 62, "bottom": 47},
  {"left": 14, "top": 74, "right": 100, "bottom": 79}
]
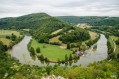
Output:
[{"left": 31, "top": 39, "right": 72, "bottom": 62}]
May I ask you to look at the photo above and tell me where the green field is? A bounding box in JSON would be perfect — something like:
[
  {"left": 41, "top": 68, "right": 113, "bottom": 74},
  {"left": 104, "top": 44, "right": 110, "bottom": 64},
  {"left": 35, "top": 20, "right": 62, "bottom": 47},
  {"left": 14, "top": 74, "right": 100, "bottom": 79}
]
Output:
[
  {"left": 31, "top": 39, "right": 72, "bottom": 62},
  {"left": 110, "top": 36, "right": 119, "bottom": 56}
]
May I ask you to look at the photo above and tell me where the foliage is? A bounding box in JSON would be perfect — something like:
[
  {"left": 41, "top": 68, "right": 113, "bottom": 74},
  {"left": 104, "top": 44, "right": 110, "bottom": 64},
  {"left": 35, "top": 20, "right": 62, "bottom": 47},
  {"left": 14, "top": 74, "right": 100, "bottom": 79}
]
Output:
[
  {"left": 91, "top": 26, "right": 119, "bottom": 37},
  {"left": 0, "top": 41, "right": 8, "bottom": 52},
  {"left": 59, "top": 29, "right": 90, "bottom": 43},
  {"left": 86, "top": 35, "right": 100, "bottom": 47},
  {"left": 36, "top": 47, "right": 40, "bottom": 53},
  {"left": 67, "top": 43, "right": 70, "bottom": 49},
  {"left": 58, "top": 16, "right": 119, "bottom": 26},
  {"left": 1, "top": 50, "right": 119, "bottom": 79},
  {"left": 115, "top": 39, "right": 119, "bottom": 46},
  {"left": 0, "top": 13, "right": 50, "bottom": 29},
  {"left": 5, "top": 33, "right": 17, "bottom": 41},
  {"left": 29, "top": 47, "right": 35, "bottom": 55}
]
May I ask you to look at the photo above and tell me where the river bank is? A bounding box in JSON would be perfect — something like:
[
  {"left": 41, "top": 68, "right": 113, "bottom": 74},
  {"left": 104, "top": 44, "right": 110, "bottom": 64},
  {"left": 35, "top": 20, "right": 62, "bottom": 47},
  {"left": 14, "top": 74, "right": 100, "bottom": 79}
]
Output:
[{"left": 10, "top": 34, "right": 107, "bottom": 67}]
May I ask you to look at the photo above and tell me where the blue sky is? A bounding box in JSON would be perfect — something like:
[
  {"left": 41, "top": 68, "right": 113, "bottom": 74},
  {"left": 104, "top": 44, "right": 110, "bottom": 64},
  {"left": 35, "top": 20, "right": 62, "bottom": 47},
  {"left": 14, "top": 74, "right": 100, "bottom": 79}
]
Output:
[{"left": 0, "top": 0, "right": 119, "bottom": 18}]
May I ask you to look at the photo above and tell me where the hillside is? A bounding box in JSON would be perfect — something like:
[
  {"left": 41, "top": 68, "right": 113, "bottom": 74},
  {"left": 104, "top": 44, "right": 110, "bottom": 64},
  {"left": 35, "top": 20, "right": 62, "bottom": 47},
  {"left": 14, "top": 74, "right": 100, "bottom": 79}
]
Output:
[
  {"left": 57, "top": 16, "right": 119, "bottom": 26},
  {"left": 0, "top": 13, "right": 70, "bottom": 30},
  {"left": 0, "top": 13, "right": 51, "bottom": 29}
]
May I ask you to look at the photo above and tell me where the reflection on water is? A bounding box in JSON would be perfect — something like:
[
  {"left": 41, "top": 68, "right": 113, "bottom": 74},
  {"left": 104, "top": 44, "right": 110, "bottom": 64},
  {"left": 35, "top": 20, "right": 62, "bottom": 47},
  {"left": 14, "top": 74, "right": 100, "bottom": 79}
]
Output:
[
  {"left": 10, "top": 36, "right": 50, "bottom": 66},
  {"left": 71, "top": 34, "right": 108, "bottom": 66},
  {"left": 10, "top": 34, "right": 107, "bottom": 67}
]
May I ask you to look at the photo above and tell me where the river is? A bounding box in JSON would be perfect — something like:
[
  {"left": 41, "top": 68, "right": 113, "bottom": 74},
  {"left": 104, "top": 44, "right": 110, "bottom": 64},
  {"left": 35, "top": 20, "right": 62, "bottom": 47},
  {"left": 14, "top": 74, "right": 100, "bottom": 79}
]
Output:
[{"left": 10, "top": 34, "right": 107, "bottom": 67}]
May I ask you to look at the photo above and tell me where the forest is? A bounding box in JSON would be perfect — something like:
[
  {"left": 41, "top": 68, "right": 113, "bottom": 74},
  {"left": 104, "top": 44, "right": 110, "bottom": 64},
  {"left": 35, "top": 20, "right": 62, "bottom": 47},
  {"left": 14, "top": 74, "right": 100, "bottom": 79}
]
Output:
[
  {"left": 59, "top": 29, "right": 90, "bottom": 43},
  {"left": 58, "top": 16, "right": 119, "bottom": 26}
]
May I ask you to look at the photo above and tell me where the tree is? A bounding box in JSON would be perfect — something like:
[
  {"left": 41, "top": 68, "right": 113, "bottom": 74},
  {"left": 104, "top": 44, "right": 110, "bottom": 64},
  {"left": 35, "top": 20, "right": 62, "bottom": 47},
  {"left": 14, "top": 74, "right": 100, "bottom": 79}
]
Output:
[
  {"left": 65, "top": 54, "right": 68, "bottom": 61},
  {"left": 11, "top": 33, "right": 16, "bottom": 41},
  {"left": 115, "top": 39, "right": 119, "bottom": 46},
  {"left": 67, "top": 43, "right": 70, "bottom": 49},
  {"left": 6, "top": 36, "right": 10, "bottom": 39},
  {"left": 36, "top": 47, "right": 40, "bottom": 53},
  {"left": 0, "top": 41, "right": 8, "bottom": 52},
  {"left": 29, "top": 47, "right": 35, "bottom": 55},
  {"left": 40, "top": 54, "right": 45, "bottom": 61},
  {"left": 59, "top": 29, "right": 90, "bottom": 43},
  {"left": 69, "top": 54, "right": 73, "bottom": 60}
]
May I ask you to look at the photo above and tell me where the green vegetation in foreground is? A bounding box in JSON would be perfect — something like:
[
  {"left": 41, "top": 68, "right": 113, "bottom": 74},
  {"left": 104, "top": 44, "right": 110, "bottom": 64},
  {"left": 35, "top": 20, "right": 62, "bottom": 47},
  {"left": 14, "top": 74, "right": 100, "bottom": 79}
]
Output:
[
  {"left": 31, "top": 39, "right": 72, "bottom": 62},
  {"left": 0, "top": 51, "right": 119, "bottom": 79}
]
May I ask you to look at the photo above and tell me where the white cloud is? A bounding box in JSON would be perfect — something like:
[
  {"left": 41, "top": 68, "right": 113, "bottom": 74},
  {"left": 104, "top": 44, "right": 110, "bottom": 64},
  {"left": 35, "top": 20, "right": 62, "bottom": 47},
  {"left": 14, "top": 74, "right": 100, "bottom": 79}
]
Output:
[{"left": 0, "top": 0, "right": 119, "bottom": 18}]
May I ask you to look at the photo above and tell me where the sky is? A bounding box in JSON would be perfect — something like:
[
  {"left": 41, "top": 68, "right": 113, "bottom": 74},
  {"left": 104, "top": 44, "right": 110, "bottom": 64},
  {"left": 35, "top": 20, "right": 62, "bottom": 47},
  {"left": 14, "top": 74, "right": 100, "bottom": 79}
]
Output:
[{"left": 0, "top": 0, "right": 119, "bottom": 18}]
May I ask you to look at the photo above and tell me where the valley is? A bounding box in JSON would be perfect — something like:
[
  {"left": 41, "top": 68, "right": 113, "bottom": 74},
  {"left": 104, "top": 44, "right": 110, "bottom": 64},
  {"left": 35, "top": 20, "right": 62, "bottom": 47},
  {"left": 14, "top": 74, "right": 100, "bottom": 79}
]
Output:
[{"left": 0, "top": 13, "right": 119, "bottom": 79}]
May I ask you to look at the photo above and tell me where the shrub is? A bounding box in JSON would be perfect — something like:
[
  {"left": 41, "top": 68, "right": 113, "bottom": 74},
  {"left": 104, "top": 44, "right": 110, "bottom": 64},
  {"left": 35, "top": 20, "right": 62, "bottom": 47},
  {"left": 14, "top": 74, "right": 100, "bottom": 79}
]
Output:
[{"left": 36, "top": 47, "right": 40, "bottom": 53}]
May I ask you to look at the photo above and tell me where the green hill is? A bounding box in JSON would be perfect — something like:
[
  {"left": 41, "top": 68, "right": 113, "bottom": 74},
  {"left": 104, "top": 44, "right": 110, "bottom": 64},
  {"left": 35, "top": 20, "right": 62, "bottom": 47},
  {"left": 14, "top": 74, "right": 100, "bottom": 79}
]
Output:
[
  {"left": 0, "top": 13, "right": 51, "bottom": 29},
  {"left": 57, "top": 16, "right": 119, "bottom": 26},
  {"left": 0, "top": 13, "right": 71, "bottom": 30}
]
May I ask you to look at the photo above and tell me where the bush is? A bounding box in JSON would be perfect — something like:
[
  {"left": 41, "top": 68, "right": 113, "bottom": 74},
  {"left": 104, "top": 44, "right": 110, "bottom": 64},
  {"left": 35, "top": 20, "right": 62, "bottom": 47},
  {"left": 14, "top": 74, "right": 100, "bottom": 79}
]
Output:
[
  {"left": 115, "top": 39, "right": 119, "bottom": 46},
  {"left": 36, "top": 47, "right": 40, "bottom": 53},
  {"left": 6, "top": 36, "right": 10, "bottom": 39},
  {"left": 11, "top": 33, "right": 17, "bottom": 41}
]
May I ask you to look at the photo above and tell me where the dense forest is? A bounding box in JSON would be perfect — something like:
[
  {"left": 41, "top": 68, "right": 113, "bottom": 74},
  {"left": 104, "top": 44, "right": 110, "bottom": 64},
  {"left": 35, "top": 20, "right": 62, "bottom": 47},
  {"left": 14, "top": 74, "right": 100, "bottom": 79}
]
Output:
[
  {"left": 57, "top": 16, "right": 119, "bottom": 26},
  {"left": 0, "top": 13, "right": 70, "bottom": 30},
  {"left": 91, "top": 26, "right": 119, "bottom": 37},
  {"left": 59, "top": 29, "right": 90, "bottom": 43}
]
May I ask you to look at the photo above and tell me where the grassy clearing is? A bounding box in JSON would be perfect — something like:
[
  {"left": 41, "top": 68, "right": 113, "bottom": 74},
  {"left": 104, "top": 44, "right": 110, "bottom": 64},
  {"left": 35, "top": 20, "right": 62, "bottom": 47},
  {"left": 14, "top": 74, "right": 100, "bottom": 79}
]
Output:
[
  {"left": 49, "top": 36, "right": 61, "bottom": 43},
  {"left": 31, "top": 39, "right": 72, "bottom": 62},
  {"left": 76, "top": 23, "right": 91, "bottom": 29},
  {"left": 0, "top": 30, "right": 20, "bottom": 45},
  {"left": 0, "top": 38, "right": 11, "bottom": 46},
  {"left": 51, "top": 29, "right": 62, "bottom": 35},
  {"left": 0, "top": 30, "right": 20, "bottom": 37},
  {"left": 89, "top": 31, "right": 98, "bottom": 40}
]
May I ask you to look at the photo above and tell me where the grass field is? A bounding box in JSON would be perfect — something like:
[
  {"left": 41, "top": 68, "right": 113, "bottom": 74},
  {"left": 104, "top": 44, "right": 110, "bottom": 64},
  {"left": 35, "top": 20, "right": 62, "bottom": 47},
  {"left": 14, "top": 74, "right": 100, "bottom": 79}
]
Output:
[
  {"left": 31, "top": 39, "right": 72, "bottom": 62},
  {"left": 0, "top": 30, "right": 20, "bottom": 45}
]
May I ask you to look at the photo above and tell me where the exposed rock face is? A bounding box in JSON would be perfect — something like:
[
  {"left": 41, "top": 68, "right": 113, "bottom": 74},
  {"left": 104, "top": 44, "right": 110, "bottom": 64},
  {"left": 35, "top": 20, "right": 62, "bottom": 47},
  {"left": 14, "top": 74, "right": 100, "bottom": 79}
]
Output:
[{"left": 42, "top": 75, "right": 65, "bottom": 79}]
